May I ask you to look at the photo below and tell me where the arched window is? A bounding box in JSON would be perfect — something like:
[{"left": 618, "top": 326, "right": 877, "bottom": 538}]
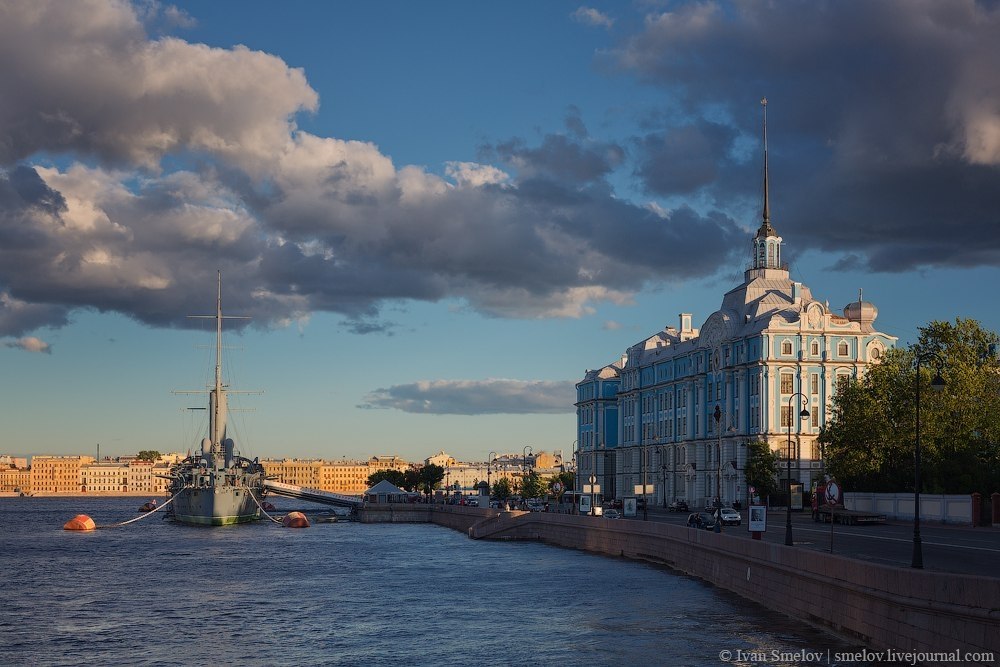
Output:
[
  {"left": 780, "top": 372, "right": 794, "bottom": 394},
  {"left": 781, "top": 339, "right": 793, "bottom": 355},
  {"left": 838, "top": 341, "right": 849, "bottom": 356},
  {"left": 810, "top": 341, "right": 820, "bottom": 356}
]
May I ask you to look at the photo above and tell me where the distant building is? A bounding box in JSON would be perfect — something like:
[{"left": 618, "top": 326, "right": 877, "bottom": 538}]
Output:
[
  {"left": 0, "top": 464, "right": 30, "bottom": 493},
  {"left": 30, "top": 456, "right": 94, "bottom": 494},
  {"left": 262, "top": 456, "right": 411, "bottom": 495},
  {"left": 576, "top": 111, "right": 896, "bottom": 509}
]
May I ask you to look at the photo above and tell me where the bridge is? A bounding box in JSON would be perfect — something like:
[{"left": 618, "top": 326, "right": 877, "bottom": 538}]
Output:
[{"left": 263, "top": 480, "right": 364, "bottom": 509}]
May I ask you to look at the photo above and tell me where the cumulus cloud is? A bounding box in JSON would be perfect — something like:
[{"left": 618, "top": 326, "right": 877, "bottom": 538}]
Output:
[
  {"left": 0, "top": 0, "right": 317, "bottom": 169},
  {"left": 358, "top": 379, "right": 576, "bottom": 415},
  {"left": 572, "top": 7, "right": 614, "bottom": 29},
  {"left": 609, "top": 0, "right": 1000, "bottom": 272},
  {"left": 4, "top": 336, "right": 51, "bottom": 354},
  {"left": 0, "top": 0, "right": 745, "bottom": 336}
]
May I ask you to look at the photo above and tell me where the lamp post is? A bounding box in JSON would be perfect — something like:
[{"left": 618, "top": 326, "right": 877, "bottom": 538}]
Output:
[
  {"left": 713, "top": 406, "right": 725, "bottom": 533},
  {"left": 658, "top": 445, "right": 668, "bottom": 508},
  {"left": 487, "top": 450, "right": 496, "bottom": 496},
  {"left": 785, "top": 392, "right": 810, "bottom": 546},
  {"left": 913, "top": 352, "right": 946, "bottom": 569}
]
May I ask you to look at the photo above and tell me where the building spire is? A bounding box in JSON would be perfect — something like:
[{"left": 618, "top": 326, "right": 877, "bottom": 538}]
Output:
[
  {"left": 762, "top": 97, "right": 770, "bottom": 226},
  {"left": 755, "top": 97, "right": 777, "bottom": 241}
]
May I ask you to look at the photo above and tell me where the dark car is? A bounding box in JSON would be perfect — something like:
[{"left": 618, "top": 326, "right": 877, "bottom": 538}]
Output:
[
  {"left": 668, "top": 500, "right": 689, "bottom": 512},
  {"left": 686, "top": 512, "right": 717, "bottom": 530}
]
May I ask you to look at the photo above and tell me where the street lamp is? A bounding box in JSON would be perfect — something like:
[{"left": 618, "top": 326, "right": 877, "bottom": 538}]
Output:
[
  {"left": 713, "top": 405, "right": 733, "bottom": 533},
  {"left": 487, "top": 450, "right": 496, "bottom": 495},
  {"left": 913, "top": 352, "right": 946, "bottom": 569},
  {"left": 657, "top": 445, "right": 668, "bottom": 508},
  {"left": 785, "top": 392, "right": 810, "bottom": 546}
]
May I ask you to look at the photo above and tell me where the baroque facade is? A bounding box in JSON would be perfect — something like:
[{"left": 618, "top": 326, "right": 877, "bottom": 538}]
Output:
[{"left": 576, "top": 124, "right": 896, "bottom": 509}]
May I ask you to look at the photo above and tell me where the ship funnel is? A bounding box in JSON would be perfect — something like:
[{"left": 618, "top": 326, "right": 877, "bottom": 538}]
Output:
[{"left": 223, "top": 438, "right": 235, "bottom": 468}]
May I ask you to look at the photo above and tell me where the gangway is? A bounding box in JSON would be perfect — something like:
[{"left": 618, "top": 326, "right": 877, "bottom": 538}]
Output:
[{"left": 263, "top": 480, "right": 364, "bottom": 509}]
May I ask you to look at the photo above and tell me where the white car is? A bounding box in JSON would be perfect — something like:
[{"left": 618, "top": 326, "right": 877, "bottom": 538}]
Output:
[{"left": 719, "top": 508, "right": 741, "bottom": 525}]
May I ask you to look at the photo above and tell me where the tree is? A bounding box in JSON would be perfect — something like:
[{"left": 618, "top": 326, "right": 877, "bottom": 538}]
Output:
[
  {"left": 492, "top": 477, "right": 512, "bottom": 501},
  {"left": 136, "top": 450, "right": 161, "bottom": 462},
  {"left": 417, "top": 464, "right": 445, "bottom": 497},
  {"left": 520, "top": 470, "right": 545, "bottom": 499},
  {"left": 548, "top": 471, "right": 575, "bottom": 498},
  {"left": 366, "top": 469, "right": 406, "bottom": 489},
  {"left": 402, "top": 469, "right": 421, "bottom": 492},
  {"left": 820, "top": 318, "right": 1000, "bottom": 494},
  {"left": 744, "top": 439, "right": 780, "bottom": 501}
]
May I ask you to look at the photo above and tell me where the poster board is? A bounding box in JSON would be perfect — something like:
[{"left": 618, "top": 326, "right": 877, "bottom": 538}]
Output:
[
  {"left": 623, "top": 497, "right": 637, "bottom": 517},
  {"left": 748, "top": 505, "right": 767, "bottom": 532}
]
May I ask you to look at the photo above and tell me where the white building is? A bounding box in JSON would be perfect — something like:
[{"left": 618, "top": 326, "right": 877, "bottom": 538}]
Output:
[{"left": 576, "top": 111, "right": 896, "bottom": 508}]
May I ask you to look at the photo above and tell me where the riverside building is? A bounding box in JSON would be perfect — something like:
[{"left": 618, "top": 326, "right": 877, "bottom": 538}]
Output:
[{"left": 576, "top": 105, "right": 896, "bottom": 510}]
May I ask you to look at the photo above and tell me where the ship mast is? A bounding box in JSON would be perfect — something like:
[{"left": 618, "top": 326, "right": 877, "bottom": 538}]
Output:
[{"left": 212, "top": 270, "right": 225, "bottom": 452}]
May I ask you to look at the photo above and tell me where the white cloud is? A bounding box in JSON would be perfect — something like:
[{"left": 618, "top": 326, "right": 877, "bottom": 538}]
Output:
[
  {"left": 444, "top": 161, "right": 511, "bottom": 187},
  {"left": 572, "top": 7, "right": 614, "bottom": 28}
]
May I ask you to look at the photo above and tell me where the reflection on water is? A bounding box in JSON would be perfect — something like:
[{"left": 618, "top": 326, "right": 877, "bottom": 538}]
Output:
[{"left": 0, "top": 497, "right": 883, "bottom": 666}]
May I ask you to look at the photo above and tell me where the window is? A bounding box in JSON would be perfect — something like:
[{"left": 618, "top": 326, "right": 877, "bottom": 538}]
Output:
[
  {"left": 811, "top": 341, "right": 820, "bottom": 356},
  {"left": 781, "top": 340, "right": 792, "bottom": 355},
  {"left": 838, "top": 341, "right": 849, "bottom": 356},
  {"left": 871, "top": 347, "right": 881, "bottom": 360},
  {"left": 810, "top": 374, "right": 819, "bottom": 395},
  {"left": 811, "top": 406, "right": 819, "bottom": 428},
  {"left": 836, "top": 374, "right": 851, "bottom": 393},
  {"left": 781, "top": 405, "right": 791, "bottom": 428},
  {"left": 780, "top": 373, "right": 794, "bottom": 394}
]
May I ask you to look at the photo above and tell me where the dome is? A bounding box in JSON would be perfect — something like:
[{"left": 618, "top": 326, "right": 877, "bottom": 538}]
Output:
[{"left": 843, "top": 299, "right": 878, "bottom": 331}]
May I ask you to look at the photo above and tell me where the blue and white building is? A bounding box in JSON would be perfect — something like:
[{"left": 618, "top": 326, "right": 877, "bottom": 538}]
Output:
[{"left": 575, "top": 119, "right": 896, "bottom": 509}]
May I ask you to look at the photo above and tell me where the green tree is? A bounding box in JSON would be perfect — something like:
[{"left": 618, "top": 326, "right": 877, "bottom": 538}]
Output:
[
  {"left": 366, "top": 469, "right": 406, "bottom": 489},
  {"left": 744, "top": 439, "right": 780, "bottom": 500},
  {"left": 548, "top": 471, "right": 575, "bottom": 498},
  {"left": 136, "top": 450, "right": 161, "bottom": 462},
  {"left": 492, "top": 477, "right": 512, "bottom": 501},
  {"left": 820, "top": 318, "right": 1000, "bottom": 494},
  {"left": 417, "top": 463, "right": 446, "bottom": 497},
  {"left": 402, "top": 469, "right": 421, "bottom": 492},
  {"left": 520, "top": 470, "right": 545, "bottom": 499}
]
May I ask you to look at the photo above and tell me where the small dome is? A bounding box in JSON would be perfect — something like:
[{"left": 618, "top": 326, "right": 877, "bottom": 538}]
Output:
[{"left": 844, "top": 300, "right": 878, "bottom": 331}]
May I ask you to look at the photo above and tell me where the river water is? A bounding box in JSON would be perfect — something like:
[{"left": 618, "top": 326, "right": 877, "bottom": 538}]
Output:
[{"left": 0, "top": 497, "right": 887, "bottom": 666}]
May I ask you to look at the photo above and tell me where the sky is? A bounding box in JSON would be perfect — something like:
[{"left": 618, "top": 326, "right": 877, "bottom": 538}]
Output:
[{"left": 2, "top": 0, "right": 1000, "bottom": 463}]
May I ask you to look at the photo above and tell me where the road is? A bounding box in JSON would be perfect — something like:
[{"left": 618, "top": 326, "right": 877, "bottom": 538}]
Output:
[{"left": 632, "top": 506, "right": 1000, "bottom": 577}]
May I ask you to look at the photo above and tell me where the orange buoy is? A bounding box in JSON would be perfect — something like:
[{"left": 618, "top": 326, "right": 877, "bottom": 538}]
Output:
[
  {"left": 282, "top": 511, "right": 310, "bottom": 528},
  {"left": 63, "top": 514, "right": 96, "bottom": 531}
]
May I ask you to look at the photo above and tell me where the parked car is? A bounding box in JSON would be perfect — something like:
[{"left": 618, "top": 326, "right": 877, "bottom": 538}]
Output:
[
  {"left": 668, "top": 500, "right": 689, "bottom": 513},
  {"left": 686, "top": 512, "right": 717, "bottom": 530},
  {"left": 719, "top": 508, "right": 741, "bottom": 525},
  {"left": 604, "top": 509, "right": 621, "bottom": 519}
]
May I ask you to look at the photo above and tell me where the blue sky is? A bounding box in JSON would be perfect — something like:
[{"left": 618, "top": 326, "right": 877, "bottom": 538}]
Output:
[{"left": 2, "top": 1, "right": 1000, "bottom": 463}]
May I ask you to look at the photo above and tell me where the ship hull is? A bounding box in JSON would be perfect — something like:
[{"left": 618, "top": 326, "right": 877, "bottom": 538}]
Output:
[{"left": 171, "top": 485, "right": 263, "bottom": 526}]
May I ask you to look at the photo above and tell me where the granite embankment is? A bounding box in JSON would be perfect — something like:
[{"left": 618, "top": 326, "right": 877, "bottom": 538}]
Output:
[{"left": 358, "top": 504, "right": 999, "bottom": 665}]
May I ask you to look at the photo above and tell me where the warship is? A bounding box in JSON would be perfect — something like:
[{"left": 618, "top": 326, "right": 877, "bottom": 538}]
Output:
[{"left": 166, "top": 273, "right": 267, "bottom": 526}]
